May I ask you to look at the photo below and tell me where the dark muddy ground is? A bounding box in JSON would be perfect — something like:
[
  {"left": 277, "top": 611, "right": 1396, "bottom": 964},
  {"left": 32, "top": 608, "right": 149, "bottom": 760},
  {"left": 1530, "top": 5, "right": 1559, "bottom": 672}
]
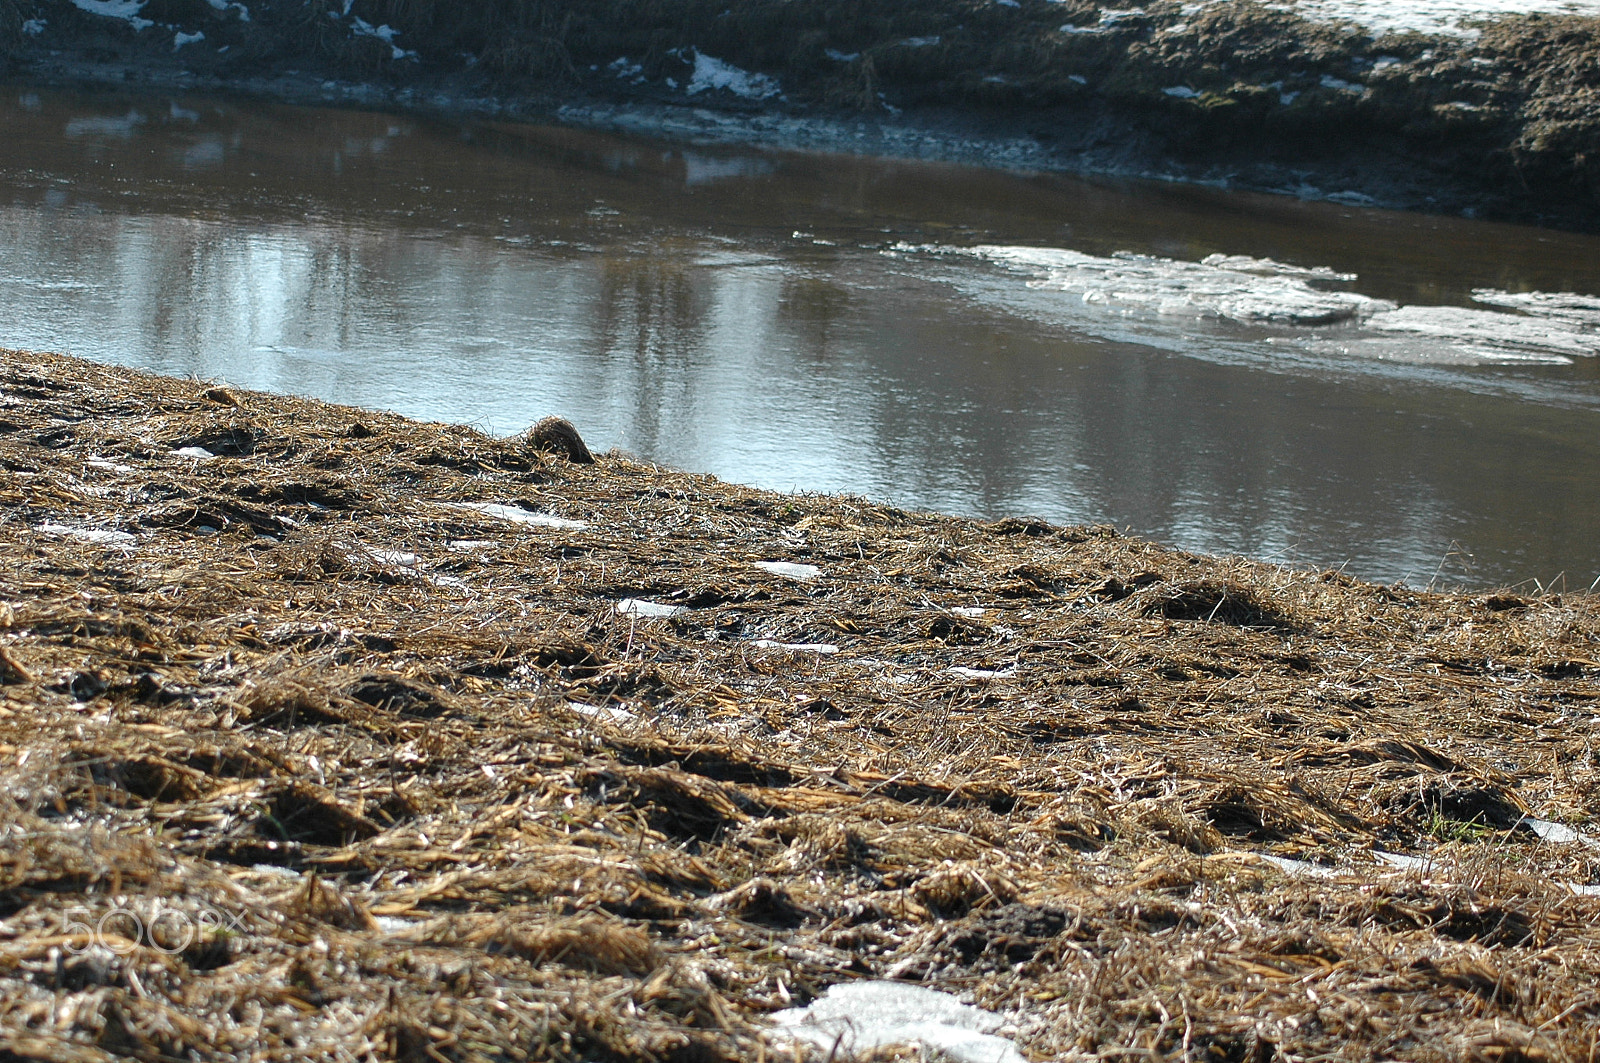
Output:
[{"left": 4, "top": 0, "right": 1600, "bottom": 229}]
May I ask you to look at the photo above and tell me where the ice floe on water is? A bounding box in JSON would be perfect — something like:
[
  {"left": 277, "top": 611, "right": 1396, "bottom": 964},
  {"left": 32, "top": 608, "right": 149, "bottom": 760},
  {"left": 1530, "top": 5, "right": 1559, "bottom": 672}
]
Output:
[
  {"left": 1362, "top": 304, "right": 1600, "bottom": 361},
  {"left": 918, "top": 243, "right": 1600, "bottom": 367},
  {"left": 958, "top": 244, "right": 1387, "bottom": 326},
  {"left": 770, "top": 982, "right": 1027, "bottom": 1063}
]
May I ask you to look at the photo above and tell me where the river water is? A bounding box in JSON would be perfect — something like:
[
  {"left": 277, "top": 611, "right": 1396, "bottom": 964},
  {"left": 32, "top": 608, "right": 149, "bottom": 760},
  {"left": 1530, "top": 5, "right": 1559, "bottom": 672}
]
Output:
[{"left": 4, "top": 87, "right": 1600, "bottom": 589}]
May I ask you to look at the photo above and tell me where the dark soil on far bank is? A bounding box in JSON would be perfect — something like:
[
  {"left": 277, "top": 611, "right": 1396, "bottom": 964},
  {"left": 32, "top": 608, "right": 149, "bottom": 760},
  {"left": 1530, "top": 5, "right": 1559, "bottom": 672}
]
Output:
[
  {"left": 3, "top": 347, "right": 1600, "bottom": 1061},
  {"left": 5, "top": 0, "right": 1600, "bottom": 230}
]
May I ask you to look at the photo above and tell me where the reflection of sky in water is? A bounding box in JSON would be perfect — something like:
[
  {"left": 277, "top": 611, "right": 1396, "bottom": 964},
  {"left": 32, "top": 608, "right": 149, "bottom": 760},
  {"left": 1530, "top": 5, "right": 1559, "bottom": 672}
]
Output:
[{"left": 4, "top": 90, "right": 1600, "bottom": 589}]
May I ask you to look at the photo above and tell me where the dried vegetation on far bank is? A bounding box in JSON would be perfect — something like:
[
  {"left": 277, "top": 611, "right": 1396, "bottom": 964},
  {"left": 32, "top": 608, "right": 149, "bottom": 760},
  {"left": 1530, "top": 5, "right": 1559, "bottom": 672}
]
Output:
[{"left": 2, "top": 347, "right": 1599, "bottom": 1061}]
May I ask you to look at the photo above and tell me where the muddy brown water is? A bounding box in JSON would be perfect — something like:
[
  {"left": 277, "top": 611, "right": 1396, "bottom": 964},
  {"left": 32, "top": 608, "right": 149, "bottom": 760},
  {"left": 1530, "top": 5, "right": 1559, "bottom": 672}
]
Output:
[{"left": 4, "top": 86, "right": 1600, "bottom": 589}]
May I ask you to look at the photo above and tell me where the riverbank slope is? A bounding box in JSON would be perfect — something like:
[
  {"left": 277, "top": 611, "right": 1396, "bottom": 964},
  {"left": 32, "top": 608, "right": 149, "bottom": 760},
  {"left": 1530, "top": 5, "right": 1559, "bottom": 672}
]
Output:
[
  {"left": 5, "top": 1, "right": 1600, "bottom": 229},
  {"left": 1, "top": 347, "right": 1598, "bottom": 1060}
]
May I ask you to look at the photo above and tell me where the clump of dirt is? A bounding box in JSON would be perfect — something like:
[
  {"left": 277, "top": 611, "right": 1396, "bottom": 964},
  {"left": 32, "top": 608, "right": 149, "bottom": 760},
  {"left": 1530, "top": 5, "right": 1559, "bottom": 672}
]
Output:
[{"left": 2, "top": 345, "right": 1599, "bottom": 1061}]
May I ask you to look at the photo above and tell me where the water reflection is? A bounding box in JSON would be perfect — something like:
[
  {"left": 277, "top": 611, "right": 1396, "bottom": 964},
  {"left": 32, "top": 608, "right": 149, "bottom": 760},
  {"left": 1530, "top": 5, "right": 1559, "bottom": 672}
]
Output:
[{"left": 3, "top": 87, "right": 1600, "bottom": 588}]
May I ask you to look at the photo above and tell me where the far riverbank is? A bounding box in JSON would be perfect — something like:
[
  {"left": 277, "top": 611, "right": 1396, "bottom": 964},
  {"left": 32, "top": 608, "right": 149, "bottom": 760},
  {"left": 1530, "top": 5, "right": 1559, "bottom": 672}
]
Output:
[{"left": 6, "top": 0, "right": 1600, "bottom": 229}]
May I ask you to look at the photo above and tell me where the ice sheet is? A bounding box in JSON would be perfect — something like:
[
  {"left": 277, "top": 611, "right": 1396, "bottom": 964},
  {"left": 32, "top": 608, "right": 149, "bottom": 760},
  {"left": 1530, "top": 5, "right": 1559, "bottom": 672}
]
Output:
[
  {"left": 770, "top": 981, "right": 1027, "bottom": 1063},
  {"left": 1365, "top": 305, "right": 1600, "bottom": 359},
  {"left": 926, "top": 243, "right": 1600, "bottom": 366},
  {"left": 961, "top": 244, "right": 1390, "bottom": 326}
]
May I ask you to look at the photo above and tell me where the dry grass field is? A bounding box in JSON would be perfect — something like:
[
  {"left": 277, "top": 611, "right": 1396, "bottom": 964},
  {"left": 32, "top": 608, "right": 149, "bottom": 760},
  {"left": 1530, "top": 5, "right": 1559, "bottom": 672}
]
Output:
[{"left": 1, "top": 347, "right": 1598, "bottom": 1061}]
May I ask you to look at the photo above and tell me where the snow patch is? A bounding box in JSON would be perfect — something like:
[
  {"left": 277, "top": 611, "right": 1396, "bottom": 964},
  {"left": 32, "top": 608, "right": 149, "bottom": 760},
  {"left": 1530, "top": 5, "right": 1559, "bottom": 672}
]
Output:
[
  {"left": 770, "top": 982, "right": 1027, "bottom": 1063},
  {"left": 754, "top": 560, "right": 823, "bottom": 580},
  {"left": 206, "top": 0, "right": 250, "bottom": 20},
  {"left": 366, "top": 548, "right": 419, "bottom": 567},
  {"left": 1319, "top": 75, "right": 1363, "bottom": 93},
  {"left": 22, "top": 18, "right": 46, "bottom": 35},
  {"left": 1521, "top": 817, "right": 1600, "bottom": 849},
  {"left": 609, "top": 57, "right": 646, "bottom": 84},
  {"left": 1255, "top": 854, "right": 1341, "bottom": 878},
  {"left": 687, "top": 52, "right": 781, "bottom": 100},
  {"left": 615, "top": 598, "right": 687, "bottom": 618},
  {"left": 1260, "top": 0, "right": 1600, "bottom": 37},
  {"left": 947, "top": 666, "right": 1017, "bottom": 680},
  {"left": 36, "top": 523, "right": 137, "bottom": 547},
  {"left": 444, "top": 502, "right": 588, "bottom": 530},
  {"left": 173, "top": 30, "right": 204, "bottom": 49},
  {"left": 751, "top": 640, "right": 840, "bottom": 654},
  {"left": 1162, "top": 85, "right": 1200, "bottom": 99},
  {"left": 568, "top": 701, "right": 637, "bottom": 724},
  {"left": 172, "top": 446, "right": 216, "bottom": 459},
  {"left": 350, "top": 17, "right": 415, "bottom": 60},
  {"left": 69, "top": 0, "right": 152, "bottom": 31}
]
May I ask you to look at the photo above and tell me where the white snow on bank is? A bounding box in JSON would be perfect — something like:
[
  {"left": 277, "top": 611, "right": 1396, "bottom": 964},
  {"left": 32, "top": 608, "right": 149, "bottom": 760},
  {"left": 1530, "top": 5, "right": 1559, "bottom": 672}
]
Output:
[
  {"left": 444, "top": 502, "right": 588, "bottom": 530},
  {"left": 69, "top": 0, "right": 152, "bottom": 30},
  {"left": 917, "top": 243, "right": 1600, "bottom": 366},
  {"left": 206, "top": 0, "right": 250, "bottom": 21},
  {"left": 687, "top": 52, "right": 781, "bottom": 100},
  {"left": 36, "top": 523, "right": 137, "bottom": 547},
  {"left": 754, "top": 560, "right": 823, "bottom": 580},
  {"left": 615, "top": 598, "right": 686, "bottom": 618},
  {"left": 350, "top": 17, "right": 415, "bottom": 61},
  {"left": 1186, "top": 0, "right": 1600, "bottom": 37},
  {"left": 750, "top": 639, "right": 840, "bottom": 654},
  {"left": 771, "top": 982, "right": 1027, "bottom": 1063}
]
